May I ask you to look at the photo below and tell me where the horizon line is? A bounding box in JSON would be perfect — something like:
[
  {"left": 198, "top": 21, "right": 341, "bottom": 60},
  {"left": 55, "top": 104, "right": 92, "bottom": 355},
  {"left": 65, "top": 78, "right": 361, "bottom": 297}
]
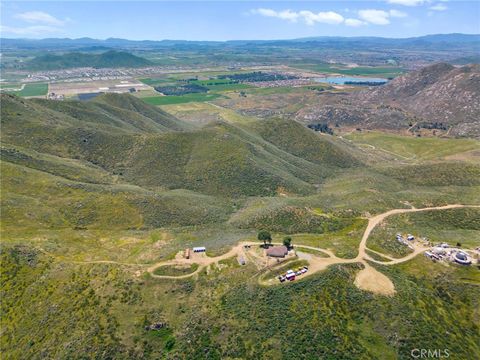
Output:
[{"left": 2, "top": 32, "right": 480, "bottom": 43}]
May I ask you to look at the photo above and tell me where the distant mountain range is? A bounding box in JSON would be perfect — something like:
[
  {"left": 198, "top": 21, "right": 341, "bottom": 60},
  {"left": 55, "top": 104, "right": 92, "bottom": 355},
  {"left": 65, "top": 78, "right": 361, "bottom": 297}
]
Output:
[
  {"left": 25, "top": 50, "right": 152, "bottom": 70},
  {"left": 2, "top": 33, "right": 479, "bottom": 50}
]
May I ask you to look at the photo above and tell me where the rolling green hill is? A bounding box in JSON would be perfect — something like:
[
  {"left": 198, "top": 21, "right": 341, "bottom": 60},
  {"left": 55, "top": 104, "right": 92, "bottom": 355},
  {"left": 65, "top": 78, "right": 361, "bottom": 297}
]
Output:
[
  {"left": 25, "top": 50, "right": 152, "bottom": 70},
  {"left": 0, "top": 160, "right": 234, "bottom": 231},
  {"left": 0, "top": 94, "right": 361, "bottom": 197},
  {"left": 250, "top": 118, "right": 359, "bottom": 169}
]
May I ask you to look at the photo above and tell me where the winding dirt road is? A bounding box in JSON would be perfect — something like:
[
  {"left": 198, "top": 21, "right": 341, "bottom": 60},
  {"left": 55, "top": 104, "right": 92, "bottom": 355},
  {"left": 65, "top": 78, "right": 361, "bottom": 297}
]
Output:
[
  {"left": 146, "top": 204, "right": 479, "bottom": 295},
  {"left": 51, "top": 204, "right": 479, "bottom": 295}
]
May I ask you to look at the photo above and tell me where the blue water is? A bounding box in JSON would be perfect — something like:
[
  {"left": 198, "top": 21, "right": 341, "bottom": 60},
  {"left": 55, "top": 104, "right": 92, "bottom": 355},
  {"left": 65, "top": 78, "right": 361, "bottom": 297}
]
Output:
[{"left": 314, "top": 76, "right": 388, "bottom": 85}]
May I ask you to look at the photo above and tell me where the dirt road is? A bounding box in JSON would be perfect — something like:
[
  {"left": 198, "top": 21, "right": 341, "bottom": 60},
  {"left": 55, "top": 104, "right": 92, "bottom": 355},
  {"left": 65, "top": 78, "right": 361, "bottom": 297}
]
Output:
[
  {"left": 355, "top": 204, "right": 472, "bottom": 263},
  {"left": 52, "top": 204, "right": 479, "bottom": 294},
  {"left": 151, "top": 204, "right": 479, "bottom": 295}
]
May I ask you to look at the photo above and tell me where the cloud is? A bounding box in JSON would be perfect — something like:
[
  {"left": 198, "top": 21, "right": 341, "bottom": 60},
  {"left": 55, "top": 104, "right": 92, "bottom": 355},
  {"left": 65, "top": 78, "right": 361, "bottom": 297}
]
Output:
[
  {"left": 358, "top": 9, "right": 407, "bottom": 25},
  {"left": 298, "top": 11, "right": 344, "bottom": 25},
  {"left": 251, "top": 7, "right": 406, "bottom": 27},
  {"left": 429, "top": 4, "right": 448, "bottom": 11},
  {"left": 387, "top": 0, "right": 427, "bottom": 6},
  {"left": 345, "top": 18, "right": 366, "bottom": 27},
  {"left": 251, "top": 8, "right": 344, "bottom": 26},
  {"left": 252, "top": 8, "right": 300, "bottom": 22},
  {"left": 389, "top": 9, "right": 408, "bottom": 18},
  {"left": 358, "top": 9, "right": 391, "bottom": 25},
  {"left": 0, "top": 24, "right": 62, "bottom": 36},
  {"left": 14, "top": 11, "right": 69, "bottom": 26}
]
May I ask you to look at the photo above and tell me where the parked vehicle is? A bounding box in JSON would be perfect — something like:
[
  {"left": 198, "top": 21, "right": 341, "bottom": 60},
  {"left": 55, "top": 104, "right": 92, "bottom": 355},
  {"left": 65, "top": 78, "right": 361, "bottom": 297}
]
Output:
[{"left": 285, "top": 272, "right": 295, "bottom": 281}]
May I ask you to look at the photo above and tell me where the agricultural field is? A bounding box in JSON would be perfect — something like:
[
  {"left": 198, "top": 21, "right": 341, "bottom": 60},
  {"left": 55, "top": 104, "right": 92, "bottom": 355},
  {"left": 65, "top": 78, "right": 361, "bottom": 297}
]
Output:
[
  {"left": 139, "top": 77, "right": 177, "bottom": 86},
  {"left": 141, "top": 92, "right": 224, "bottom": 105},
  {"left": 2, "top": 83, "right": 48, "bottom": 97},
  {"left": 0, "top": 83, "right": 23, "bottom": 89}
]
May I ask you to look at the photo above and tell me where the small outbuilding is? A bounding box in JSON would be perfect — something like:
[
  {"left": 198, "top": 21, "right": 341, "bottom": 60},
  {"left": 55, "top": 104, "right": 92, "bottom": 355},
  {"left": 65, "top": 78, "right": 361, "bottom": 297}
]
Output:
[
  {"left": 193, "top": 246, "right": 206, "bottom": 253},
  {"left": 432, "top": 247, "right": 447, "bottom": 255},
  {"left": 454, "top": 252, "right": 471, "bottom": 265},
  {"left": 266, "top": 246, "right": 288, "bottom": 258}
]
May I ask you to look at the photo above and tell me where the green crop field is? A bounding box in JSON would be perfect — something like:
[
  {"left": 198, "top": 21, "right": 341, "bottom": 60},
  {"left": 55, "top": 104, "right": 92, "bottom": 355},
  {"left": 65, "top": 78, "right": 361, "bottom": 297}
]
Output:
[
  {"left": 0, "top": 83, "right": 22, "bottom": 89},
  {"left": 139, "top": 77, "right": 176, "bottom": 86},
  {"left": 141, "top": 93, "right": 223, "bottom": 105},
  {"left": 190, "top": 79, "right": 234, "bottom": 86},
  {"left": 4, "top": 83, "right": 48, "bottom": 97}
]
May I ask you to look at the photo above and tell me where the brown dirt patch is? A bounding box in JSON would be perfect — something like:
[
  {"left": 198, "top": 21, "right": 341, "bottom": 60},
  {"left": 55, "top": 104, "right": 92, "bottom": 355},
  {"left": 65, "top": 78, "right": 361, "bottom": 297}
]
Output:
[{"left": 354, "top": 263, "right": 395, "bottom": 296}]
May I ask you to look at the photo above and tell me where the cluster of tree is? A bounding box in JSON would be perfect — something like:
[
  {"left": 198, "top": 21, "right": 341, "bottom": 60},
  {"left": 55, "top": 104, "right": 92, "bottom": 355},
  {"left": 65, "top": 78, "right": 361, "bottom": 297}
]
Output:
[
  {"left": 418, "top": 122, "right": 448, "bottom": 130},
  {"left": 257, "top": 230, "right": 292, "bottom": 248},
  {"left": 154, "top": 84, "right": 208, "bottom": 96},
  {"left": 257, "top": 230, "right": 272, "bottom": 247},
  {"left": 219, "top": 72, "right": 298, "bottom": 82},
  {"left": 307, "top": 86, "right": 325, "bottom": 92},
  {"left": 181, "top": 78, "right": 198, "bottom": 82},
  {"left": 307, "top": 123, "right": 334, "bottom": 135}
]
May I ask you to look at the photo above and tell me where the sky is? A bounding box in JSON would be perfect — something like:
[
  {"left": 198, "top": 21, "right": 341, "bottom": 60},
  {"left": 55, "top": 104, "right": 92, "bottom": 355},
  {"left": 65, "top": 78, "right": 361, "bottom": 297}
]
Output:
[{"left": 0, "top": 1, "right": 479, "bottom": 41}]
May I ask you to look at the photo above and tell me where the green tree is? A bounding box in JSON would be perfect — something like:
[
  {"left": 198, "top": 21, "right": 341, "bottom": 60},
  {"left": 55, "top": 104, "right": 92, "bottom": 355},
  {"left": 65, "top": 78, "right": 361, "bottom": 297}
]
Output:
[
  {"left": 258, "top": 230, "right": 272, "bottom": 247},
  {"left": 165, "top": 337, "right": 175, "bottom": 351},
  {"left": 283, "top": 236, "right": 292, "bottom": 249}
]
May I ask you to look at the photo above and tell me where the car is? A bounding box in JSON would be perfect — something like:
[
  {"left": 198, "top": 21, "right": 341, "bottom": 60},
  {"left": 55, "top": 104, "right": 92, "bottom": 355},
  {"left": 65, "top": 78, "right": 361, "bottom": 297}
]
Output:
[
  {"left": 303, "top": 266, "right": 308, "bottom": 270},
  {"left": 278, "top": 276, "right": 286, "bottom": 282},
  {"left": 301, "top": 268, "right": 307, "bottom": 274},
  {"left": 286, "top": 273, "right": 295, "bottom": 281},
  {"left": 296, "top": 271, "right": 302, "bottom": 276}
]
